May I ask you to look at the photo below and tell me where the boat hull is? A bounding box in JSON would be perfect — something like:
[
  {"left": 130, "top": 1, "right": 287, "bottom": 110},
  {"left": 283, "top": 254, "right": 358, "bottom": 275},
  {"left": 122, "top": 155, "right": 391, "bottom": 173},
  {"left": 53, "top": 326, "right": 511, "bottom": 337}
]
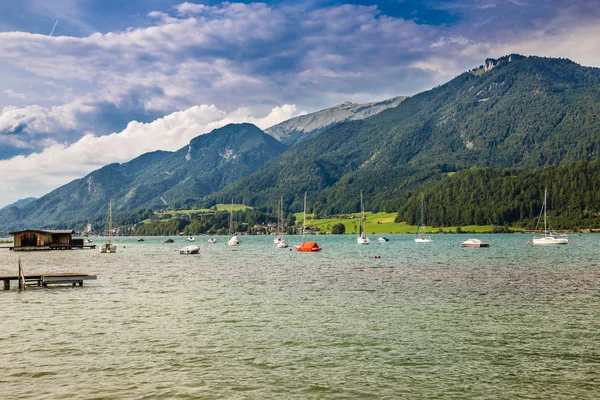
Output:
[
  {"left": 294, "top": 245, "right": 322, "bottom": 252},
  {"left": 461, "top": 239, "right": 490, "bottom": 248},
  {"left": 532, "top": 237, "right": 568, "bottom": 245},
  {"left": 415, "top": 237, "right": 433, "bottom": 243},
  {"left": 357, "top": 236, "right": 370, "bottom": 245},
  {"left": 100, "top": 244, "right": 117, "bottom": 253},
  {"left": 180, "top": 245, "right": 200, "bottom": 254}
]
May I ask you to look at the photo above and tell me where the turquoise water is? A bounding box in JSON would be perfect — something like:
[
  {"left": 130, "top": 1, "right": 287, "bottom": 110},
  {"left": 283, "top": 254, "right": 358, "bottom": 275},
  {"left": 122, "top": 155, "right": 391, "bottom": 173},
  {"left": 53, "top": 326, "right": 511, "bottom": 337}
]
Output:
[{"left": 1, "top": 234, "right": 599, "bottom": 399}]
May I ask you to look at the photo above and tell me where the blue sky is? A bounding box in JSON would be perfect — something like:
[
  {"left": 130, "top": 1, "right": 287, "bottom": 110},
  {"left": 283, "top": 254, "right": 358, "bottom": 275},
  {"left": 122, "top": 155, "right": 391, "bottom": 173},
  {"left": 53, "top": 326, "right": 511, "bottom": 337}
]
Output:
[{"left": 0, "top": 0, "right": 599, "bottom": 207}]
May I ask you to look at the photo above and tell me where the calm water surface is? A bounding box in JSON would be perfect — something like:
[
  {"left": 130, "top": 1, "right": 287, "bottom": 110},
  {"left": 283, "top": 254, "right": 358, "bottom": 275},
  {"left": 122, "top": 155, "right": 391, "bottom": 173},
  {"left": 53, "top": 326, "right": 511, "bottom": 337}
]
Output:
[{"left": 1, "top": 234, "right": 599, "bottom": 399}]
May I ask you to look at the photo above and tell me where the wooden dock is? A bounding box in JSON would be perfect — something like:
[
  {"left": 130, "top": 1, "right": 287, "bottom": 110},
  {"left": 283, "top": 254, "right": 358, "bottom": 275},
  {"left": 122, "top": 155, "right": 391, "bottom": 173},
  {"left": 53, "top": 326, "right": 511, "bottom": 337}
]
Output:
[
  {"left": 9, "top": 245, "right": 96, "bottom": 251},
  {"left": 1, "top": 273, "right": 97, "bottom": 290}
]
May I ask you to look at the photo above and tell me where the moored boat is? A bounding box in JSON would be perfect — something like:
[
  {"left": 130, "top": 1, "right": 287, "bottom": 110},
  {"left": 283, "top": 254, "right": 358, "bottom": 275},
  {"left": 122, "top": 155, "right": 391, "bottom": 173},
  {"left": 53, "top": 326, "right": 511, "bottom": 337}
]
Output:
[
  {"left": 415, "top": 194, "right": 433, "bottom": 243},
  {"left": 100, "top": 200, "right": 117, "bottom": 253},
  {"left": 461, "top": 238, "right": 490, "bottom": 248},
  {"left": 227, "top": 199, "right": 241, "bottom": 247},
  {"left": 180, "top": 245, "right": 199, "bottom": 254},
  {"left": 378, "top": 237, "right": 389, "bottom": 243},
  {"left": 532, "top": 189, "right": 568, "bottom": 246},
  {"left": 357, "top": 191, "right": 369, "bottom": 244},
  {"left": 295, "top": 192, "right": 322, "bottom": 252}
]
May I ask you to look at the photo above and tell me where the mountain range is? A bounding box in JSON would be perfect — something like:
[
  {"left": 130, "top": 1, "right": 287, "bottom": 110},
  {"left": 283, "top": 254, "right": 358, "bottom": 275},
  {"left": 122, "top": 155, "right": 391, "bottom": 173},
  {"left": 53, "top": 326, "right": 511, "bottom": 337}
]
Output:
[
  {"left": 2, "top": 54, "right": 600, "bottom": 230},
  {"left": 207, "top": 54, "right": 600, "bottom": 215}
]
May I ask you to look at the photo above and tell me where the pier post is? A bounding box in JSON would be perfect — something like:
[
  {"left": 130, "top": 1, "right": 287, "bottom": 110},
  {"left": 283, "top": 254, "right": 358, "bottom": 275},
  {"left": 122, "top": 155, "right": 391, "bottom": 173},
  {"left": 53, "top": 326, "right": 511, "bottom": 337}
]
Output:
[
  {"left": 18, "top": 258, "right": 26, "bottom": 291},
  {"left": 3, "top": 279, "right": 9, "bottom": 290}
]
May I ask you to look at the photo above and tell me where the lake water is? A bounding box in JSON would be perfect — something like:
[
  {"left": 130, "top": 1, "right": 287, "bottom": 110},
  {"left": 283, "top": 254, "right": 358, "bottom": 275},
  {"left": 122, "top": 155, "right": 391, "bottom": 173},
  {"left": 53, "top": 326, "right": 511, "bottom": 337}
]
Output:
[{"left": 1, "top": 234, "right": 599, "bottom": 399}]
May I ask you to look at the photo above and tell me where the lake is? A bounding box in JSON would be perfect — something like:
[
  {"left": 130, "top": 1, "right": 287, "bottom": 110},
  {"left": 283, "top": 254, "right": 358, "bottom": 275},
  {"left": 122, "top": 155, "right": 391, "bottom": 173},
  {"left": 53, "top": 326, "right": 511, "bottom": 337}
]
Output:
[{"left": 1, "top": 234, "right": 599, "bottom": 399}]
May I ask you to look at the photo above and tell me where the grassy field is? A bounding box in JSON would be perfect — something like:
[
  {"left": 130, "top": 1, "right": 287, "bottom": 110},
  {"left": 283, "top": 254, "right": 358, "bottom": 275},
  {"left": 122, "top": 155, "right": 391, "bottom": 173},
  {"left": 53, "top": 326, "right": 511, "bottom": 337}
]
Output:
[
  {"left": 296, "top": 212, "right": 523, "bottom": 234},
  {"left": 144, "top": 204, "right": 252, "bottom": 223}
]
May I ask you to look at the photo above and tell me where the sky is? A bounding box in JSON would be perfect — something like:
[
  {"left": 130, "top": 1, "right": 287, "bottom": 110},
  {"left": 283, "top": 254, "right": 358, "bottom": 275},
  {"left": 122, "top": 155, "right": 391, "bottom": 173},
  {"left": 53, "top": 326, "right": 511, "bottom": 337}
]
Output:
[{"left": 0, "top": 0, "right": 600, "bottom": 208}]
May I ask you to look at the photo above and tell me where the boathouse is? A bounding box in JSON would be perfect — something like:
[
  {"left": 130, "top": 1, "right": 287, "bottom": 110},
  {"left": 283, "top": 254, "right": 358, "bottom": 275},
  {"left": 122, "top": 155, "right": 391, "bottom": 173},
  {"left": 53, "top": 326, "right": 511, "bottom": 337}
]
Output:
[{"left": 9, "top": 229, "right": 91, "bottom": 251}]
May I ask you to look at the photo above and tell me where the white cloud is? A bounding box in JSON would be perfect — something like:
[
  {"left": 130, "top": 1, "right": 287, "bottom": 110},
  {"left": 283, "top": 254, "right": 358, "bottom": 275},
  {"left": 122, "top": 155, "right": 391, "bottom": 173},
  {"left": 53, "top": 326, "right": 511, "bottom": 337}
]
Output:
[
  {"left": 0, "top": 103, "right": 299, "bottom": 207},
  {"left": 2, "top": 89, "right": 25, "bottom": 100}
]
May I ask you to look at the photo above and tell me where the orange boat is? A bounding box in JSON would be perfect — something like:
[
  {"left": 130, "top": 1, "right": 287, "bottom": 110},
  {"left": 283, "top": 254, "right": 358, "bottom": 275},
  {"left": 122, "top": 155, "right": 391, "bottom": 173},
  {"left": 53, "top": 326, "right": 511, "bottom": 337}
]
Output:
[
  {"left": 295, "top": 192, "right": 322, "bottom": 252},
  {"left": 294, "top": 241, "right": 322, "bottom": 252}
]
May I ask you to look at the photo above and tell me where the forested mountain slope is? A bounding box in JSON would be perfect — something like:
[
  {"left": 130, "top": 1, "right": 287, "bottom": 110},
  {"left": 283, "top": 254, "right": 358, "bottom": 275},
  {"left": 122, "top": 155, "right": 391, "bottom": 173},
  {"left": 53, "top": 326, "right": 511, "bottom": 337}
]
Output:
[{"left": 209, "top": 55, "right": 600, "bottom": 215}]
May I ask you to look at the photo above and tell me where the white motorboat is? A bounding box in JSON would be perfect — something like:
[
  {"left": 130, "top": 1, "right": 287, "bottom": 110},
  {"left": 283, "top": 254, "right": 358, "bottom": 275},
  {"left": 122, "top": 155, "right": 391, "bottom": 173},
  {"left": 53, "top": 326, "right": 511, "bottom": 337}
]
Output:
[
  {"left": 207, "top": 237, "right": 216, "bottom": 243},
  {"left": 187, "top": 236, "right": 195, "bottom": 242},
  {"left": 378, "top": 237, "right": 389, "bottom": 243},
  {"left": 180, "top": 245, "right": 199, "bottom": 254},
  {"left": 461, "top": 238, "right": 490, "bottom": 248}
]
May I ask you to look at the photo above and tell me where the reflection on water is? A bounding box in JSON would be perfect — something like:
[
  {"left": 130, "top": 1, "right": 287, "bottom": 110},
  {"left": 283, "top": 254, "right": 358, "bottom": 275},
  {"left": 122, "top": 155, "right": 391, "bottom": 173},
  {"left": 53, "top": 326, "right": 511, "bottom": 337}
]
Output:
[{"left": 1, "top": 234, "right": 599, "bottom": 399}]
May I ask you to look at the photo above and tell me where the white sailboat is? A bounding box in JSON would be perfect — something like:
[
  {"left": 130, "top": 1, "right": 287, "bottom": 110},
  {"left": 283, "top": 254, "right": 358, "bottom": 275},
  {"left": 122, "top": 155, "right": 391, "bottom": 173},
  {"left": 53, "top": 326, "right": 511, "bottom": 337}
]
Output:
[
  {"left": 100, "top": 200, "right": 117, "bottom": 253},
  {"left": 277, "top": 196, "right": 288, "bottom": 248},
  {"left": 227, "top": 199, "right": 241, "bottom": 246},
  {"left": 414, "top": 194, "right": 433, "bottom": 243},
  {"left": 532, "top": 189, "right": 568, "bottom": 245},
  {"left": 274, "top": 199, "right": 283, "bottom": 244},
  {"left": 357, "top": 191, "right": 369, "bottom": 244}
]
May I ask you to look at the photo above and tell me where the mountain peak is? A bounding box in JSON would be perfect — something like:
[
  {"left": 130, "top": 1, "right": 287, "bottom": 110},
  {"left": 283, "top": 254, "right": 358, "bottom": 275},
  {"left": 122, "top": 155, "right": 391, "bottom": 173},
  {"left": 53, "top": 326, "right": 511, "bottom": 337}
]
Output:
[
  {"left": 264, "top": 96, "right": 405, "bottom": 146},
  {"left": 484, "top": 54, "right": 526, "bottom": 72}
]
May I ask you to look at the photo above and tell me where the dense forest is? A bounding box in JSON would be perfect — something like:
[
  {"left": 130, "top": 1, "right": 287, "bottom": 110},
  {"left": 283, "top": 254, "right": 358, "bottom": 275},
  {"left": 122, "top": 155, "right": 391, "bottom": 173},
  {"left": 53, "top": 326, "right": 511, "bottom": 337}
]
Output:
[{"left": 397, "top": 161, "right": 600, "bottom": 229}]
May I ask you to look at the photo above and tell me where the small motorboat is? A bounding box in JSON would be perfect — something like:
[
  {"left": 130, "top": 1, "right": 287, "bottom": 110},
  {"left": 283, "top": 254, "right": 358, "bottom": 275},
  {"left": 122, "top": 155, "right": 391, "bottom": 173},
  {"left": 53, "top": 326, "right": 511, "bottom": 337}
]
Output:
[
  {"left": 461, "top": 238, "right": 490, "bottom": 248},
  {"left": 180, "top": 245, "right": 199, "bottom": 254},
  {"left": 137, "top": 238, "right": 144, "bottom": 242},
  {"left": 207, "top": 237, "right": 217, "bottom": 243},
  {"left": 378, "top": 237, "right": 389, "bottom": 243},
  {"left": 187, "top": 236, "right": 195, "bottom": 242},
  {"left": 277, "top": 239, "right": 289, "bottom": 248},
  {"left": 164, "top": 239, "right": 174, "bottom": 244}
]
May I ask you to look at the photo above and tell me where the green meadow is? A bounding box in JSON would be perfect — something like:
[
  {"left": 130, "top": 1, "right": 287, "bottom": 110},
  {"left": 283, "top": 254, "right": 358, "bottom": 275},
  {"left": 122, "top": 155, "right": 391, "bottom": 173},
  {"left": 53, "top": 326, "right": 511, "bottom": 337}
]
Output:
[{"left": 297, "top": 212, "right": 523, "bottom": 234}]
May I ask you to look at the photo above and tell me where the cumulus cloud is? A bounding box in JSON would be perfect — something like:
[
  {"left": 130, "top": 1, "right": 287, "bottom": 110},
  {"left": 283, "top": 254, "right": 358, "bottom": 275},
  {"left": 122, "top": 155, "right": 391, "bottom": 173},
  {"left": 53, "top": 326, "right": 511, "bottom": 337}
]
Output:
[{"left": 0, "top": 103, "right": 299, "bottom": 207}]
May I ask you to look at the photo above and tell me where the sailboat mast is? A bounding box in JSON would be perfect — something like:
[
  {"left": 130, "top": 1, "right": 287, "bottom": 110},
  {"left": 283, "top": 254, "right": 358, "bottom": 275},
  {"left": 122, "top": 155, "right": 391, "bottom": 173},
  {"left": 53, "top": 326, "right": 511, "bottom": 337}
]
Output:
[
  {"left": 276, "top": 200, "right": 280, "bottom": 237},
  {"left": 421, "top": 194, "right": 425, "bottom": 236},
  {"left": 544, "top": 188, "right": 547, "bottom": 235},
  {"left": 229, "top": 199, "right": 234, "bottom": 237},
  {"left": 360, "top": 191, "right": 364, "bottom": 236},
  {"left": 108, "top": 200, "right": 112, "bottom": 245},
  {"left": 303, "top": 192, "right": 307, "bottom": 240},
  {"left": 280, "top": 196, "right": 284, "bottom": 238}
]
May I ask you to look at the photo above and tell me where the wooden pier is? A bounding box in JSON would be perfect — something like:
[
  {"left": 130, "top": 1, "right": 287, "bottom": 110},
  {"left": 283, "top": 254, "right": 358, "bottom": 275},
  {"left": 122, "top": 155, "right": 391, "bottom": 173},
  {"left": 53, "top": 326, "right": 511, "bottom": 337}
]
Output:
[
  {"left": 9, "top": 245, "right": 96, "bottom": 251},
  {"left": 1, "top": 273, "right": 97, "bottom": 290}
]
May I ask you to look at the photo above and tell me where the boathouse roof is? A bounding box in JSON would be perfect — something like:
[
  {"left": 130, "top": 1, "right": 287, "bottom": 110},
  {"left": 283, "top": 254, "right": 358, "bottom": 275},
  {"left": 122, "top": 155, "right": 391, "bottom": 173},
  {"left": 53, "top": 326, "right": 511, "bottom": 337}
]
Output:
[{"left": 9, "top": 229, "right": 75, "bottom": 235}]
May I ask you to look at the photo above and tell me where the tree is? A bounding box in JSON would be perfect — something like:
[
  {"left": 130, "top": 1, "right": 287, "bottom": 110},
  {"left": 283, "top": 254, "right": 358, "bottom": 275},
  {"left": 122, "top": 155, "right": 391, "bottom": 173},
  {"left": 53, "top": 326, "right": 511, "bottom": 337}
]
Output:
[{"left": 332, "top": 223, "right": 346, "bottom": 234}]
